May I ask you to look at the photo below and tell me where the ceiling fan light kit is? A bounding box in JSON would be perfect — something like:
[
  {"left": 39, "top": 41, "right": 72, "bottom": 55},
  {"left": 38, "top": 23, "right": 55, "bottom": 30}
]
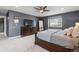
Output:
[
  {"left": 34, "top": 6, "right": 50, "bottom": 14},
  {"left": 40, "top": 10, "right": 43, "bottom": 13}
]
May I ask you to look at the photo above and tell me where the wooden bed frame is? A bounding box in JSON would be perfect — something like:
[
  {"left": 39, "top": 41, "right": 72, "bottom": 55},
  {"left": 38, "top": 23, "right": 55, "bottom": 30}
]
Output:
[{"left": 35, "top": 37, "right": 74, "bottom": 52}]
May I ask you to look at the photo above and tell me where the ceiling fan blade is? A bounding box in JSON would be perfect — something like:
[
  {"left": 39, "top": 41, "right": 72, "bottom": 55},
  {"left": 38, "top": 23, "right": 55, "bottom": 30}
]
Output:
[
  {"left": 44, "top": 10, "right": 50, "bottom": 11},
  {"left": 34, "top": 6, "right": 50, "bottom": 14},
  {"left": 43, "top": 6, "right": 47, "bottom": 9},
  {"left": 34, "top": 7, "right": 40, "bottom": 10}
]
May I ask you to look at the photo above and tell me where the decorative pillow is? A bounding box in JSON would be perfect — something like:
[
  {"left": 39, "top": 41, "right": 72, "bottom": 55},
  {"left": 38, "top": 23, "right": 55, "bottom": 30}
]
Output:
[
  {"left": 66, "top": 27, "right": 74, "bottom": 36},
  {"left": 72, "top": 26, "right": 79, "bottom": 38},
  {"left": 63, "top": 29, "right": 68, "bottom": 35},
  {"left": 63, "top": 27, "right": 74, "bottom": 37}
]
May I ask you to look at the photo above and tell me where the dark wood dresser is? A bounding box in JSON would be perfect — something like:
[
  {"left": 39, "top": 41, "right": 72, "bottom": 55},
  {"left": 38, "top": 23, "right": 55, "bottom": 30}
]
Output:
[{"left": 21, "top": 26, "right": 37, "bottom": 37}]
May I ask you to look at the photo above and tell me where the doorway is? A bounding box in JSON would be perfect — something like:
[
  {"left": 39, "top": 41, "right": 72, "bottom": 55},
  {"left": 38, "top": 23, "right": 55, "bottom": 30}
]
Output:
[
  {"left": 38, "top": 20, "right": 44, "bottom": 31},
  {"left": 0, "top": 16, "right": 6, "bottom": 36},
  {"left": 0, "top": 18, "right": 4, "bottom": 33}
]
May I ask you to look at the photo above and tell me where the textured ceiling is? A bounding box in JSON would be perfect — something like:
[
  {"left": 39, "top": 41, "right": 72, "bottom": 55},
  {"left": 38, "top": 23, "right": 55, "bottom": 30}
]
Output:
[{"left": 0, "top": 6, "right": 79, "bottom": 17}]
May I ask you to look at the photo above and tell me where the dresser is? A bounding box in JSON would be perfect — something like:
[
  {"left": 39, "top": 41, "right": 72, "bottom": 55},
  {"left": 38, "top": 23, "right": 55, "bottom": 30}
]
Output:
[{"left": 21, "top": 26, "right": 37, "bottom": 37}]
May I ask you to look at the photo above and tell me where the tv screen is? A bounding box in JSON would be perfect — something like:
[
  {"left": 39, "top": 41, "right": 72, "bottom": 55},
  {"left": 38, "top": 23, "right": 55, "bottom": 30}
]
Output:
[{"left": 24, "top": 19, "right": 33, "bottom": 27}]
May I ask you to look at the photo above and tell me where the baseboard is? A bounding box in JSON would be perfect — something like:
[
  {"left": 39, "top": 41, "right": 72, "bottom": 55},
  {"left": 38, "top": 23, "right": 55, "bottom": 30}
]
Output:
[
  {"left": 9, "top": 35, "right": 21, "bottom": 40},
  {"left": 0, "top": 33, "right": 4, "bottom": 35},
  {"left": 0, "top": 32, "right": 7, "bottom": 36}
]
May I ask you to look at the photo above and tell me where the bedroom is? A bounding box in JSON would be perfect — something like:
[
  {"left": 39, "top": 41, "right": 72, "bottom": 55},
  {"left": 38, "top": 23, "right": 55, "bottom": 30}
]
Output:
[{"left": 0, "top": 6, "right": 79, "bottom": 52}]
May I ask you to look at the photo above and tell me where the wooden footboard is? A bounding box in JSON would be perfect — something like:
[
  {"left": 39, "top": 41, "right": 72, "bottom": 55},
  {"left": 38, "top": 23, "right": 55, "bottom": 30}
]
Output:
[{"left": 35, "top": 38, "right": 73, "bottom": 52}]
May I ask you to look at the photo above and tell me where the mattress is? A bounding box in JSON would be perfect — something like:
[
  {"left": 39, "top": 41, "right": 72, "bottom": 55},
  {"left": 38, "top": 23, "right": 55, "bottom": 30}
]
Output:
[
  {"left": 37, "top": 29, "right": 62, "bottom": 42},
  {"left": 50, "top": 31, "right": 75, "bottom": 49}
]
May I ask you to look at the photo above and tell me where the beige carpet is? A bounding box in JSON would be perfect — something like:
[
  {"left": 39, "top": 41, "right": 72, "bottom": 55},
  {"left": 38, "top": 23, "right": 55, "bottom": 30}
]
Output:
[
  {"left": 0, "top": 33, "right": 8, "bottom": 40},
  {"left": 0, "top": 34, "right": 48, "bottom": 52},
  {"left": 26, "top": 45, "right": 48, "bottom": 52}
]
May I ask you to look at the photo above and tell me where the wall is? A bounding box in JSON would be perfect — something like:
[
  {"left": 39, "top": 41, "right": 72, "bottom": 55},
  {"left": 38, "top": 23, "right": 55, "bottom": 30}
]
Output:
[
  {"left": 0, "top": 13, "right": 6, "bottom": 16},
  {"left": 62, "top": 11, "right": 79, "bottom": 29},
  {"left": 42, "top": 11, "right": 79, "bottom": 29},
  {"left": 8, "top": 10, "right": 38, "bottom": 37},
  {"left": 43, "top": 17, "right": 48, "bottom": 30}
]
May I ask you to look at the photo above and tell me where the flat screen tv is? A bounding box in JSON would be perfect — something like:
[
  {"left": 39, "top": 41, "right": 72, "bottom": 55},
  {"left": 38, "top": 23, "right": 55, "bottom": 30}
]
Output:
[{"left": 24, "top": 19, "right": 33, "bottom": 27}]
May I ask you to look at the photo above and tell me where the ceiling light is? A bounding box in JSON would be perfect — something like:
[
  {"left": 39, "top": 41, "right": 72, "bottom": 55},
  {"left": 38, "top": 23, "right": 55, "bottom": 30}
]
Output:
[{"left": 40, "top": 10, "right": 43, "bottom": 13}]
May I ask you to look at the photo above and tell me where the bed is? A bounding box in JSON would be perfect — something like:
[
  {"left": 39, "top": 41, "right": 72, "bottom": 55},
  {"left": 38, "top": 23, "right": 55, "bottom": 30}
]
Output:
[
  {"left": 37, "top": 29, "right": 61, "bottom": 42},
  {"left": 35, "top": 29, "right": 75, "bottom": 52}
]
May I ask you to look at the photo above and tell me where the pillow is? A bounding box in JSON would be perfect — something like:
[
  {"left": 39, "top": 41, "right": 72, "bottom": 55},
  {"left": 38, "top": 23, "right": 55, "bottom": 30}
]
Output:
[
  {"left": 72, "top": 26, "right": 79, "bottom": 38},
  {"left": 66, "top": 27, "right": 74, "bottom": 36},
  {"left": 63, "top": 29, "right": 68, "bottom": 35},
  {"left": 63, "top": 27, "right": 74, "bottom": 37}
]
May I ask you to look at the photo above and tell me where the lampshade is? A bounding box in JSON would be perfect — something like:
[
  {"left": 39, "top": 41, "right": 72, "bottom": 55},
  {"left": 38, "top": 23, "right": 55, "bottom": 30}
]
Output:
[
  {"left": 14, "top": 16, "right": 20, "bottom": 24},
  {"left": 75, "top": 22, "right": 79, "bottom": 27},
  {"left": 14, "top": 19, "right": 19, "bottom": 23}
]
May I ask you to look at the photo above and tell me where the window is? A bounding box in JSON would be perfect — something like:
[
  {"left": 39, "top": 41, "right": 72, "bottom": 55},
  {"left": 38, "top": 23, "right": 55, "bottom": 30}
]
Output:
[{"left": 48, "top": 16, "right": 62, "bottom": 28}]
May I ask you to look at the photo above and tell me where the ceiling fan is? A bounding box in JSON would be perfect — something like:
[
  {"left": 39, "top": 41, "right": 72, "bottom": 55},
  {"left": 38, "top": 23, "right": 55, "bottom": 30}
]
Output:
[{"left": 34, "top": 6, "right": 50, "bottom": 14}]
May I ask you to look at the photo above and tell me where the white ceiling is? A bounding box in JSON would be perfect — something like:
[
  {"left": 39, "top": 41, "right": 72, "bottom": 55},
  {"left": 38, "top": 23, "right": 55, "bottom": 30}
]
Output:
[{"left": 0, "top": 6, "right": 79, "bottom": 17}]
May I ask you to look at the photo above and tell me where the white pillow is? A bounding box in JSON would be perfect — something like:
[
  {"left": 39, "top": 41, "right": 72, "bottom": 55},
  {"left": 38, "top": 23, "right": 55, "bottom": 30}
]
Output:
[
  {"left": 66, "top": 27, "right": 73, "bottom": 36},
  {"left": 63, "top": 27, "right": 74, "bottom": 37},
  {"left": 63, "top": 29, "right": 68, "bottom": 35},
  {"left": 72, "top": 26, "right": 79, "bottom": 38}
]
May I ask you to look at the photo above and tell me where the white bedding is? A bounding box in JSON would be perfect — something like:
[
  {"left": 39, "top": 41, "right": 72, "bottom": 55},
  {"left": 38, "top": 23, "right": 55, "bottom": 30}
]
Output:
[
  {"left": 50, "top": 31, "right": 75, "bottom": 49},
  {"left": 37, "top": 29, "right": 62, "bottom": 42},
  {"left": 37, "top": 29, "right": 77, "bottom": 49}
]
